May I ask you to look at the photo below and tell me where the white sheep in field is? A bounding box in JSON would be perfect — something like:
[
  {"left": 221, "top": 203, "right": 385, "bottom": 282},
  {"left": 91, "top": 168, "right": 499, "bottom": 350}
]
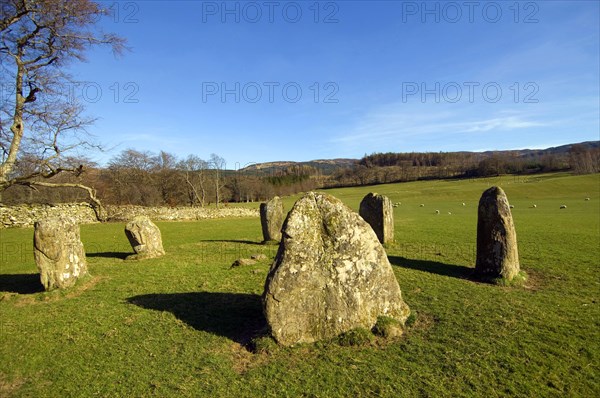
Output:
[
  {"left": 462, "top": 202, "right": 466, "bottom": 206},
  {"left": 532, "top": 204, "right": 537, "bottom": 208},
  {"left": 560, "top": 205, "right": 567, "bottom": 209},
  {"left": 435, "top": 210, "right": 440, "bottom": 214},
  {"left": 420, "top": 204, "right": 425, "bottom": 207},
  {"left": 447, "top": 212, "right": 452, "bottom": 215},
  {"left": 585, "top": 197, "right": 590, "bottom": 201},
  {"left": 509, "top": 205, "right": 515, "bottom": 209}
]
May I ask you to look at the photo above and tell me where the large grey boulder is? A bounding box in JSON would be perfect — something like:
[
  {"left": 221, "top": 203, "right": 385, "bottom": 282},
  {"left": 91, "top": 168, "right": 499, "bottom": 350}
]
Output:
[
  {"left": 475, "top": 186, "right": 520, "bottom": 281},
  {"left": 260, "top": 196, "right": 284, "bottom": 243},
  {"left": 124, "top": 216, "right": 165, "bottom": 260},
  {"left": 263, "top": 192, "right": 410, "bottom": 346},
  {"left": 359, "top": 193, "right": 395, "bottom": 244},
  {"left": 33, "top": 217, "right": 88, "bottom": 291}
]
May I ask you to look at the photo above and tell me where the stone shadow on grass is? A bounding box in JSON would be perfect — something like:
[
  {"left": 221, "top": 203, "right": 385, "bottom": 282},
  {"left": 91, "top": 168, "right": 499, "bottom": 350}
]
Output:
[
  {"left": 0, "top": 273, "right": 44, "bottom": 294},
  {"left": 86, "top": 252, "right": 130, "bottom": 260},
  {"left": 388, "top": 256, "right": 473, "bottom": 280},
  {"left": 127, "top": 292, "right": 266, "bottom": 345}
]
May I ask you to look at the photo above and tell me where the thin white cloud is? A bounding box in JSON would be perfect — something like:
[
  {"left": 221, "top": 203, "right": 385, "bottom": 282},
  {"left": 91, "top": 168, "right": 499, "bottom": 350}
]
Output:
[
  {"left": 460, "top": 117, "right": 547, "bottom": 133},
  {"left": 332, "top": 104, "right": 548, "bottom": 146}
]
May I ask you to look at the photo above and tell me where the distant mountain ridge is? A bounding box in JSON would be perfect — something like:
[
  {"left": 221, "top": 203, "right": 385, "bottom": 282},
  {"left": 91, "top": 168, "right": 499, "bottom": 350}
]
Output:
[
  {"left": 239, "top": 141, "right": 599, "bottom": 175},
  {"left": 501, "top": 141, "right": 599, "bottom": 156},
  {"left": 240, "top": 158, "right": 357, "bottom": 174}
]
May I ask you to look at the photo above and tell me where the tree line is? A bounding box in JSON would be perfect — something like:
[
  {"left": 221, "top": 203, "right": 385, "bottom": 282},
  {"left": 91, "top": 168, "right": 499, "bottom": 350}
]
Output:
[
  {"left": 2, "top": 143, "right": 598, "bottom": 207},
  {"left": 0, "top": 149, "right": 321, "bottom": 206}
]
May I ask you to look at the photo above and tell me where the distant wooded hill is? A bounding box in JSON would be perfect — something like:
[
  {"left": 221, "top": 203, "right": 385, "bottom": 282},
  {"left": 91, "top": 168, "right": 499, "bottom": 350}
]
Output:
[
  {"left": 240, "top": 159, "right": 357, "bottom": 175},
  {"left": 242, "top": 141, "right": 599, "bottom": 176}
]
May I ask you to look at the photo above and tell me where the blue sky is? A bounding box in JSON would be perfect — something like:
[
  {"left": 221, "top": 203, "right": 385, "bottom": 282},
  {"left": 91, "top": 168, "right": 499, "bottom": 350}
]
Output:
[{"left": 70, "top": 0, "right": 600, "bottom": 168}]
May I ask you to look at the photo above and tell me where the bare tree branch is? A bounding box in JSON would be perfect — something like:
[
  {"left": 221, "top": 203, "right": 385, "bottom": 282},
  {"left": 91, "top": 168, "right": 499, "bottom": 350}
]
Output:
[{"left": 16, "top": 180, "right": 105, "bottom": 221}]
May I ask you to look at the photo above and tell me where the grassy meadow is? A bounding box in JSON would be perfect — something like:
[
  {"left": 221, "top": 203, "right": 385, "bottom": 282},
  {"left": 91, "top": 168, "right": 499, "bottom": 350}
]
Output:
[{"left": 0, "top": 172, "right": 598, "bottom": 397}]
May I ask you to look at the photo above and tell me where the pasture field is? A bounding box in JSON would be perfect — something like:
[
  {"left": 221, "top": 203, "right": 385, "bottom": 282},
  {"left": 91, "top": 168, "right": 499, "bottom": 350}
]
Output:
[{"left": 0, "top": 173, "right": 598, "bottom": 397}]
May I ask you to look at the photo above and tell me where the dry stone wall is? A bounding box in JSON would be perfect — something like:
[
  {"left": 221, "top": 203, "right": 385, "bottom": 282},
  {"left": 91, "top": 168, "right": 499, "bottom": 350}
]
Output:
[
  {"left": 0, "top": 203, "right": 259, "bottom": 228},
  {"left": 1, "top": 203, "right": 97, "bottom": 228}
]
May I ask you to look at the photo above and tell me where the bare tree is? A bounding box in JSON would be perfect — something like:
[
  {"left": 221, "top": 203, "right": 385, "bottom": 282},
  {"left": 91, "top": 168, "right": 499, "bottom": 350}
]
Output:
[
  {"left": 209, "top": 153, "right": 226, "bottom": 208},
  {"left": 106, "top": 149, "right": 160, "bottom": 206},
  {"left": 569, "top": 144, "right": 600, "bottom": 174},
  {"left": 0, "top": 0, "right": 126, "bottom": 219},
  {"left": 178, "top": 154, "right": 208, "bottom": 207},
  {"left": 154, "top": 151, "right": 181, "bottom": 206}
]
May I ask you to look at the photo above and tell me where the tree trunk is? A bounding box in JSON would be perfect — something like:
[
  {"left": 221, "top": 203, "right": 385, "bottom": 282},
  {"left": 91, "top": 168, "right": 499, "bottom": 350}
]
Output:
[
  {"left": 0, "top": 63, "right": 26, "bottom": 188},
  {"left": 215, "top": 170, "right": 220, "bottom": 209}
]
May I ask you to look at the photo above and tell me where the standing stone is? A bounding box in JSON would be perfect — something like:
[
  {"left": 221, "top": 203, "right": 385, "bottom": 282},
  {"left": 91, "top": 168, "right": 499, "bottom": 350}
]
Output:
[
  {"left": 33, "top": 217, "right": 88, "bottom": 291},
  {"left": 263, "top": 192, "right": 410, "bottom": 346},
  {"left": 260, "top": 196, "right": 284, "bottom": 243},
  {"left": 124, "top": 216, "right": 165, "bottom": 260},
  {"left": 476, "top": 186, "right": 520, "bottom": 281},
  {"left": 359, "top": 193, "right": 395, "bottom": 244}
]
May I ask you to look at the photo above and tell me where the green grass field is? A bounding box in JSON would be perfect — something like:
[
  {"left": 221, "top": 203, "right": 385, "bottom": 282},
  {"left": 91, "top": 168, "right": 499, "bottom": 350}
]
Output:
[{"left": 1, "top": 173, "right": 598, "bottom": 397}]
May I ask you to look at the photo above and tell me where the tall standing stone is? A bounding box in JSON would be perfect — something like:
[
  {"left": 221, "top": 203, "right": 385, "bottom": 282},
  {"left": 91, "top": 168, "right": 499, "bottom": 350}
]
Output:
[
  {"left": 263, "top": 192, "right": 410, "bottom": 346},
  {"left": 124, "top": 216, "right": 165, "bottom": 260},
  {"left": 33, "top": 217, "right": 88, "bottom": 291},
  {"left": 260, "top": 196, "right": 284, "bottom": 243},
  {"left": 476, "top": 186, "right": 520, "bottom": 281},
  {"left": 359, "top": 193, "right": 395, "bottom": 244}
]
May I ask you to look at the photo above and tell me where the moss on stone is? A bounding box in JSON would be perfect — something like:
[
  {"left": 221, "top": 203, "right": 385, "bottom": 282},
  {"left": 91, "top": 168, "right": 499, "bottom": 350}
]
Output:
[
  {"left": 337, "top": 328, "right": 374, "bottom": 346},
  {"left": 372, "top": 316, "right": 403, "bottom": 338}
]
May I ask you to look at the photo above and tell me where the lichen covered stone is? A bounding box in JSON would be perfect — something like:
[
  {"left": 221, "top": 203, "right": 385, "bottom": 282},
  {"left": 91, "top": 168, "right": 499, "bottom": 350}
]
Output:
[
  {"left": 476, "top": 186, "right": 520, "bottom": 281},
  {"left": 260, "top": 196, "right": 284, "bottom": 243},
  {"left": 359, "top": 193, "right": 395, "bottom": 244},
  {"left": 33, "top": 217, "right": 88, "bottom": 291},
  {"left": 124, "top": 216, "right": 165, "bottom": 260},
  {"left": 263, "top": 192, "right": 410, "bottom": 346}
]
